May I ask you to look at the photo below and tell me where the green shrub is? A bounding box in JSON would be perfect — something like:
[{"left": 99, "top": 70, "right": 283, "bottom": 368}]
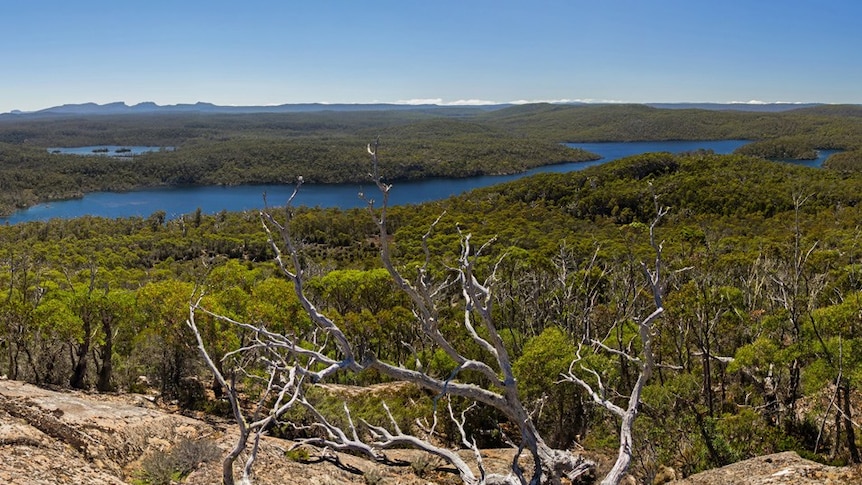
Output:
[
  {"left": 136, "top": 451, "right": 181, "bottom": 485},
  {"left": 514, "top": 326, "right": 586, "bottom": 448},
  {"left": 285, "top": 446, "right": 311, "bottom": 462},
  {"left": 137, "top": 438, "right": 221, "bottom": 485}
]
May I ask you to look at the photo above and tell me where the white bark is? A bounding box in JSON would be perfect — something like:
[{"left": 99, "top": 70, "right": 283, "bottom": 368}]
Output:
[
  {"left": 187, "top": 298, "right": 304, "bottom": 485},
  {"left": 565, "top": 193, "right": 668, "bottom": 485}
]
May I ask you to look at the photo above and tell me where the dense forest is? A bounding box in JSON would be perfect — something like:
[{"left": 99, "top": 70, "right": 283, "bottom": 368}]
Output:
[
  {"left": 6, "top": 105, "right": 862, "bottom": 482},
  {"left": 4, "top": 103, "right": 862, "bottom": 217}
]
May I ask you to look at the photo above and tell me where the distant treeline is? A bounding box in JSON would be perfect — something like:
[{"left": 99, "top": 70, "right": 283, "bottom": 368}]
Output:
[{"left": 4, "top": 103, "right": 862, "bottom": 216}]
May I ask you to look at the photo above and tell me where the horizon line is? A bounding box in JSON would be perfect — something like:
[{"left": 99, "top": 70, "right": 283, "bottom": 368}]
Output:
[{"left": 3, "top": 98, "right": 838, "bottom": 115}]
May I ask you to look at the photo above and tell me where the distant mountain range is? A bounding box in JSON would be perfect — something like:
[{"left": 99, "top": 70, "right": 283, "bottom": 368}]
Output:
[
  {"left": 2, "top": 101, "right": 830, "bottom": 117},
  {"left": 5, "top": 101, "right": 505, "bottom": 117}
]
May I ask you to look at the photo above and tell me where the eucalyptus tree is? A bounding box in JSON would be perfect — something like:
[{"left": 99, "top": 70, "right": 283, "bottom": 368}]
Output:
[{"left": 138, "top": 279, "right": 198, "bottom": 397}]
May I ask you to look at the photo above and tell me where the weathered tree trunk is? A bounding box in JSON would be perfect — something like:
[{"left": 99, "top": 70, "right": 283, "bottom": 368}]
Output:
[
  {"left": 70, "top": 318, "right": 91, "bottom": 389},
  {"left": 8, "top": 343, "right": 18, "bottom": 380},
  {"left": 842, "top": 382, "right": 860, "bottom": 463},
  {"left": 567, "top": 198, "right": 667, "bottom": 485},
  {"left": 702, "top": 342, "right": 713, "bottom": 417},
  {"left": 96, "top": 315, "right": 113, "bottom": 392}
]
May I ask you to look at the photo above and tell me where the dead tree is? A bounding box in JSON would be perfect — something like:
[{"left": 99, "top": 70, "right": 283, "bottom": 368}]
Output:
[
  {"left": 189, "top": 140, "right": 596, "bottom": 484},
  {"left": 187, "top": 303, "right": 306, "bottom": 485},
  {"left": 564, "top": 191, "right": 667, "bottom": 485}
]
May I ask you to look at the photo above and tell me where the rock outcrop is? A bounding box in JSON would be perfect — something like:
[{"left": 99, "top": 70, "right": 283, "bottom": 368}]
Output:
[{"left": 2, "top": 378, "right": 861, "bottom": 484}]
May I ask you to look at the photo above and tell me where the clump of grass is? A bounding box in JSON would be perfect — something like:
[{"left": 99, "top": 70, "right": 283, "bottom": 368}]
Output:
[
  {"left": 410, "top": 454, "right": 439, "bottom": 478},
  {"left": 136, "top": 437, "right": 221, "bottom": 485},
  {"left": 135, "top": 451, "right": 180, "bottom": 485},
  {"left": 363, "top": 468, "right": 385, "bottom": 485},
  {"left": 285, "top": 445, "right": 311, "bottom": 462}
]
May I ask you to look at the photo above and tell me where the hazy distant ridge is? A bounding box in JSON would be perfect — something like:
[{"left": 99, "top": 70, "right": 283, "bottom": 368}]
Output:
[
  {"left": 647, "top": 102, "right": 824, "bottom": 112},
  {"left": 9, "top": 101, "right": 508, "bottom": 116},
  {"left": 4, "top": 101, "right": 830, "bottom": 116}
]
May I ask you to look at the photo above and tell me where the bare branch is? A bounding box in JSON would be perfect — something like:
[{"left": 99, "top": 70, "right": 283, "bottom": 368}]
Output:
[
  {"left": 363, "top": 401, "right": 481, "bottom": 485},
  {"left": 563, "top": 189, "right": 668, "bottom": 485},
  {"left": 292, "top": 396, "right": 381, "bottom": 461},
  {"left": 565, "top": 358, "right": 625, "bottom": 418},
  {"left": 590, "top": 338, "right": 642, "bottom": 367}
]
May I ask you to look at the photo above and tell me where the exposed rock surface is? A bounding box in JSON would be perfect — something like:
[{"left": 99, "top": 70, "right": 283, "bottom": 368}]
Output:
[
  {"left": 0, "top": 378, "right": 208, "bottom": 484},
  {"left": 668, "top": 451, "right": 862, "bottom": 485},
  {"left": 1, "top": 378, "right": 861, "bottom": 484},
  {"left": 0, "top": 379, "right": 469, "bottom": 484}
]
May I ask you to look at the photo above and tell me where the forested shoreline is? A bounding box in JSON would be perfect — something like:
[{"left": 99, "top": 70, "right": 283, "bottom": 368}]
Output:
[
  {"left": 4, "top": 103, "right": 862, "bottom": 217},
  {"left": 4, "top": 144, "right": 862, "bottom": 481}
]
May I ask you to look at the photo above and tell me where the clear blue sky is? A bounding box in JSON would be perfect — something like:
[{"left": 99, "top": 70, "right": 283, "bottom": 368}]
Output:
[{"left": 4, "top": 0, "right": 861, "bottom": 113}]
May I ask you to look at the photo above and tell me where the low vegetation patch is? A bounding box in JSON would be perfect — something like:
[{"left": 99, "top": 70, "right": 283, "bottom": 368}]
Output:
[{"left": 135, "top": 438, "right": 221, "bottom": 485}]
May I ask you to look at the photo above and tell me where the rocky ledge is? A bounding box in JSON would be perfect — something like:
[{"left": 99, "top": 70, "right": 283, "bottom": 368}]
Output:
[{"left": 1, "top": 378, "right": 860, "bottom": 484}]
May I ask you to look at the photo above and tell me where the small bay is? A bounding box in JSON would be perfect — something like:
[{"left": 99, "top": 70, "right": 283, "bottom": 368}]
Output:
[{"left": 3, "top": 140, "right": 832, "bottom": 224}]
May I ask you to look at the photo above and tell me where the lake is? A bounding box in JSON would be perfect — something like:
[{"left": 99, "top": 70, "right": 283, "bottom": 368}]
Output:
[
  {"left": 48, "top": 146, "right": 175, "bottom": 157},
  {"left": 2, "top": 140, "right": 834, "bottom": 224}
]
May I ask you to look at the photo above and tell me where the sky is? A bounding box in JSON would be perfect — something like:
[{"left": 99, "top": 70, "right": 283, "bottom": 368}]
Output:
[{"left": 3, "top": 0, "right": 862, "bottom": 113}]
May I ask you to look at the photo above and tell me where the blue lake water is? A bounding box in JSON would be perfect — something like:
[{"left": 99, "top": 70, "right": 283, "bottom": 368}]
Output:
[
  {"left": 2, "top": 140, "right": 834, "bottom": 224},
  {"left": 48, "top": 146, "right": 175, "bottom": 157}
]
